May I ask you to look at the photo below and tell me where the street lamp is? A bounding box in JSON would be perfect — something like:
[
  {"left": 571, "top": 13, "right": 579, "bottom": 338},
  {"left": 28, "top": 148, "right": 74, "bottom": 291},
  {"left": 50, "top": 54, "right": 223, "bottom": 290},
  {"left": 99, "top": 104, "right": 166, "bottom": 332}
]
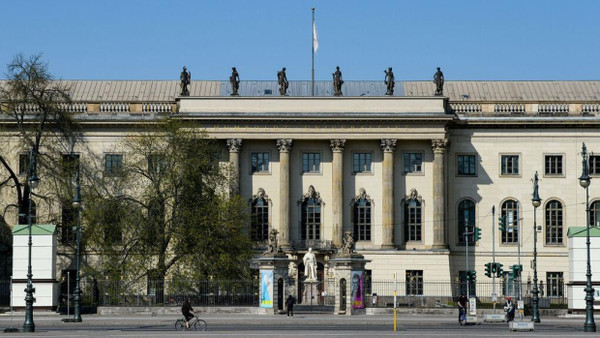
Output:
[
  {"left": 72, "top": 169, "right": 82, "bottom": 322},
  {"left": 23, "top": 149, "right": 39, "bottom": 332},
  {"left": 579, "top": 142, "right": 596, "bottom": 332},
  {"left": 531, "top": 171, "right": 541, "bottom": 323}
]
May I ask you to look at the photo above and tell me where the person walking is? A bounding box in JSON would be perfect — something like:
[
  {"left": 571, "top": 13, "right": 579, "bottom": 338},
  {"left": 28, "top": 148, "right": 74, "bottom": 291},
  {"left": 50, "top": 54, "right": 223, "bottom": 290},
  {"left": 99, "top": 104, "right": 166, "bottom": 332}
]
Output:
[
  {"left": 457, "top": 293, "right": 467, "bottom": 325},
  {"left": 286, "top": 295, "right": 295, "bottom": 318}
]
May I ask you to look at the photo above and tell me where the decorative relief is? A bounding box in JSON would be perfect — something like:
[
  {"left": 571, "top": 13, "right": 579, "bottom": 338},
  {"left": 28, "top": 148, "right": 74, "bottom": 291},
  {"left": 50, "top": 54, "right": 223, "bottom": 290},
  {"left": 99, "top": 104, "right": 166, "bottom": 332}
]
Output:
[
  {"left": 431, "top": 138, "right": 449, "bottom": 154},
  {"left": 249, "top": 188, "right": 270, "bottom": 205},
  {"left": 405, "top": 188, "right": 424, "bottom": 204},
  {"left": 301, "top": 185, "right": 323, "bottom": 204},
  {"left": 330, "top": 139, "right": 346, "bottom": 152},
  {"left": 276, "top": 139, "right": 293, "bottom": 152},
  {"left": 380, "top": 138, "right": 397, "bottom": 152},
  {"left": 351, "top": 188, "right": 374, "bottom": 205},
  {"left": 226, "top": 138, "right": 242, "bottom": 152}
]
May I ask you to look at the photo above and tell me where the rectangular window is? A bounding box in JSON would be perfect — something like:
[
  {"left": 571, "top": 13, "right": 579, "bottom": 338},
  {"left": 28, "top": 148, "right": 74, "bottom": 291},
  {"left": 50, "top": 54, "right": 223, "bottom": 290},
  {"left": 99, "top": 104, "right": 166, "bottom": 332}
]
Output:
[
  {"left": 545, "top": 155, "right": 563, "bottom": 175},
  {"left": 590, "top": 155, "right": 600, "bottom": 175},
  {"left": 404, "top": 152, "right": 423, "bottom": 173},
  {"left": 546, "top": 272, "right": 564, "bottom": 297},
  {"left": 105, "top": 154, "right": 123, "bottom": 175},
  {"left": 405, "top": 200, "right": 422, "bottom": 242},
  {"left": 61, "top": 204, "right": 77, "bottom": 244},
  {"left": 457, "top": 155, "right": 476, "bottom": 176},
  {"left": 302, "top": 153, "right": 321, "bottom": 173},
  {"left": 353, "top": 199, "right": 371, "bottom": 241},
  {"left": 148, "top": 154, "right": 164, "bottom": 175},
  {"left": 19, "top": 153, "right": 31, "bottom": 175},
  {"left": 251, "top": 152, "right": 269, "bottom": 173},
  {"left": 353, "top": 153, "right": 372, "bottom": 173},
  {"left": 501, "top": 155, "right": 519, "bottom": 175},
  {"left": 405, "top": 270, "right": 423, "bottom": 296}
]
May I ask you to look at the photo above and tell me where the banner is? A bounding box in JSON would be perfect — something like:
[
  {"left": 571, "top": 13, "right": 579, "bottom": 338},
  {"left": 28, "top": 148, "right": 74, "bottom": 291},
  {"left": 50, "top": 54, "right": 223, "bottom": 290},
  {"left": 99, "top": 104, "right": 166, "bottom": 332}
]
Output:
[
  {"left": 260, "top": 270, "right": 273, "bottom": 308},
  {"left": 351, "top": 271, "right": 364, "bottom": 309}
]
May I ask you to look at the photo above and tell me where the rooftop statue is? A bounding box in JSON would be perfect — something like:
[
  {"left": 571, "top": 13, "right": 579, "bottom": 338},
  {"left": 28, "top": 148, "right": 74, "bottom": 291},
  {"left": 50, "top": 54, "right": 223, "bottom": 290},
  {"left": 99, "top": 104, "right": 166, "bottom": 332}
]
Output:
[
  {"left": 180, "top": 66, "right": 191, "bottom": 96},
  {"left": 384, "top": 67, "right": 395, "bottom": 96},
  {"left": 230, "top": 67, "right": 240, "bottom": 96},
  {"left": 433, "top": 67, "right": 444, "bottom": 96},
  {"left": 277, "top": 67, "right": 289, "bottom": 96},
  {"left": 332, "top": 66, "right": 344, "bottom": 96}
]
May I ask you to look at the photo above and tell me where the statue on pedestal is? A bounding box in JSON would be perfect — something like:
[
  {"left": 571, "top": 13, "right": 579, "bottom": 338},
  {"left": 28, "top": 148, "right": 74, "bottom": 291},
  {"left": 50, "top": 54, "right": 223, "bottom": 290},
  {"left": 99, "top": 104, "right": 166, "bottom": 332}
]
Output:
[
  {"left": 230, "top": 67, "right": 240, "bottom": 96},
  {"left": 433, "top": 67, "right": 444, "bottom": 96},
  {"left": 277, "top": 67, "right": 289, "bottom": 96},
  {"left": 340, "top": 231, "right": 355, "bottom": 255},
  {"left": 180, "top": 66, "right": 191, "bottom": 96},
  {"left": 303, "top": 248, "right": 317, "bottom": 281},
  {"left": 332, "top": 66, "right": 344, "bottom": 96},
  {"left": 384, "top": 67, "right": 395, "bottom": 96},
  {"left": 263, "top": 228, "right": 280, "bottom": 255}
]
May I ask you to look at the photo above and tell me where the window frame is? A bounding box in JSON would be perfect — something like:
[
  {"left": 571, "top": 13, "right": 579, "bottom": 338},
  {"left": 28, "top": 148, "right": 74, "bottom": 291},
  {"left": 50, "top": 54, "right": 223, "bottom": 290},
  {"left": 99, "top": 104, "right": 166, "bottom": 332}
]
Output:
[
  {"left": 250, "top": 151, "right": 271, "bottom": 174},
  {"left": 301, "top": 151, "right": 322, "bottom": 174},
  {"left": 499, "top": 153, "right": 521, "bottom": 177},
  {"left": 352, "top": 152, "right": 373, "bottom": 174},
  {"left": 404, "top": 198, "right": 422, "bottom": 242},
  {"left": 19, "top": 152, "right": 31, "bottom": 176},
  {"left": 544, "top": 154, "right": 564, "bottom": 177},
  {"left": 456, "top": 154, "right": 477, "bottom": 177},
  {"left": 104, "top": 153, "right": 124, "bottom": 175},
  {"left": 352, "top": 193, "right": 372, "bottom": 242},
  {"left": 457, "top": 199, "right": 476, "bottom": 245},
  {"left": 501, "top": 199, "right": 519, "bottom": 244},
  {"left": 405, "top": 270, "right": 423, "bottom": 296},
  {"left": 546, "top": 272, "right": 564, "bottom": 298},
  {"left": 250, "top": 195, "right": 270, "bottom": 241},
  {"left": 544, "top": 199, "right": 564, "bottom": 245},
  {"left": 590, "top": 155, "right": 600, "bottom": 176},
  {"left": 403, "top": 151, "right": 424, "bottom": 175}
]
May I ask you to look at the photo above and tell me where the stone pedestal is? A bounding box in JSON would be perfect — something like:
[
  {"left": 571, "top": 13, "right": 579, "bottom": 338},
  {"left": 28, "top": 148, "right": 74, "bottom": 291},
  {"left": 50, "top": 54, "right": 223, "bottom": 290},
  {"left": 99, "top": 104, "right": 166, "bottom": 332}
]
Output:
[
  {"left": 330, "top": 254, "right": 370, "bottom": 315},
  {"left": 302, "top": 279, "right": 319, "bottom": 305},
  {"left": 254, "top": 254, "right": 291, "bottom": 315}
]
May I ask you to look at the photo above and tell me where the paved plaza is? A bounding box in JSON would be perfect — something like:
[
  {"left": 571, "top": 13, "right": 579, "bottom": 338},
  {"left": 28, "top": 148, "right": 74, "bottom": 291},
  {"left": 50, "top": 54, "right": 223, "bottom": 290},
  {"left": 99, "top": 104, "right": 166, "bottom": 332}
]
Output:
[{"left": 0, "top": 312, "right": 596, "bottom": 337}]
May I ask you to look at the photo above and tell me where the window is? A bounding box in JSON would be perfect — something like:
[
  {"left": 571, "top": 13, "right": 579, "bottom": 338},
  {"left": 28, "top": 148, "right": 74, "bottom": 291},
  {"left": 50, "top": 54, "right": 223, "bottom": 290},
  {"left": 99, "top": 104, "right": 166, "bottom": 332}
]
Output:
[
  {"left": 251, "top": 152, "right": 269, "bottom": 173},
  {"left": 457, "top": 199, "right": 476, "bottom": 244},
  {"left": 353, "top": 192, "right": 372, "bottom": 241},
  {"left": 501, "top": 200, "right": 519, "bottom": 244},
  {"left": 590, "top": 201, "right": 600, "bottom": 227},
  {"left": 251, "top": 195, "right": 269, "bottom": 241},
  {"left": 545, "top": 155, "right": 563, "bottom": 176},
  {"left": 301, "top": 186, "right": 321, "bottom": 240},
  {"left": 105, "top": 154, "right": 123, "bottom": 175},
  {"left": 18, "top": 200, "right": 36, "bottom": 225},
  {"left": 404, "top": 152, "right": 423, "bottom": 173},
  {"left": 147, "top": 154, "right": 164, "bottom": 175},
  {"left": 302, "top": 153, "right": 321, "bottom": 173},
  {"left": 405, "top": 270, "right": 423, "bottom": 296},
  {"left": 545, "top": 200, "right": 563, "bottom": 244},
  {"left": 546, "top": 272, "right": 564, "bottom": 297},
  {"left": 353, "top": 153, "right": 372, "bottom": 173},
  {"left": 404, "top": 198, "right": 422, "bottom": 242},
  {"left": 19, "top": 153, "right": 31, "bottom": 175},
  {"left": 500, "top": 155, "right": 519, "bottom": 175},
  {"left": 103, "top": 199, "right": 123, "bottom": 243},
  {"left": 61, "top": 204, "right": 77, "bottom": 244},
  {"left": 590, "top": 155, "right": 600, "bottom": 175},
  {"left": 62, "top": 153, "right": 80, "bottom": 177},
  {"left": 457, "top": 155, "right": 476, "bottom": 176}
]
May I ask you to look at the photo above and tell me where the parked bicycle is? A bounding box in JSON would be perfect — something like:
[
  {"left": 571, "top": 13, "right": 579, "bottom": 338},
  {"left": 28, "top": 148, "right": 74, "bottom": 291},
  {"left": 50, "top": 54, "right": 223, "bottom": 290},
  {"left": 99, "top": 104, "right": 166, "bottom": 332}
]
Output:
[{"left": 175, "top": 316, "right": 207, "bottom": 331}]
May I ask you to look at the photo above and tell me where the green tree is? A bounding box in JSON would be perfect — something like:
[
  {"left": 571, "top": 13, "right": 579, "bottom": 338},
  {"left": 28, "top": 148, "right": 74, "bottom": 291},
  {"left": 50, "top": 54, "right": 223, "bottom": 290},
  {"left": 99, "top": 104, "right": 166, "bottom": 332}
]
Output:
[{"left": 83, "top": 119, "right": 253, "bottom": 299}]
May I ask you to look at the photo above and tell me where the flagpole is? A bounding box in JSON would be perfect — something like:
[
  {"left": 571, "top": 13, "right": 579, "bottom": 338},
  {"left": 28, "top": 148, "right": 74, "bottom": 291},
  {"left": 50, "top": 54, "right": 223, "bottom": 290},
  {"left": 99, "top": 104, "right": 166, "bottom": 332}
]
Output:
[{"left": 312, "top": 7, "right": 315, "bottom": 96}]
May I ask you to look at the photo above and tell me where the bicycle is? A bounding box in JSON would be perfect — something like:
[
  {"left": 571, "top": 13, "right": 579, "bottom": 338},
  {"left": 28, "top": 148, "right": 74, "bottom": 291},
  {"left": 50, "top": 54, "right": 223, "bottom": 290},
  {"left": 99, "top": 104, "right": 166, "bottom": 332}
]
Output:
[{"left": 175, "top": 316, "right": 207, "bottom": 331}]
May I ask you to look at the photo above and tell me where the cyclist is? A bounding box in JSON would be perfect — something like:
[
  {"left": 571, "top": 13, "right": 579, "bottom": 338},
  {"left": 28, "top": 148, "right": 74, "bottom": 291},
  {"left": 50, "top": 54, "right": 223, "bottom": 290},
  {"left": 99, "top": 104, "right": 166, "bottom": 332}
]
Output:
[{"left": 181, "top": 298, "right": 195, "bottom": 329}]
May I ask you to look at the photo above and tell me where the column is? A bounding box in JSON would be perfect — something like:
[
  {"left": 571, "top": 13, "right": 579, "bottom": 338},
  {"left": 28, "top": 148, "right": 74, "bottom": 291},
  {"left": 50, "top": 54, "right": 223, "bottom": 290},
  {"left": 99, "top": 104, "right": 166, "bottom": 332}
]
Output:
[
  {"left": 431, "top": 138, "right": 449, "bottom": 249},
  {"left": 226, "top": 138, "right": 242, "bottom": 195},
  {"left": 330, "top": 139, "right": 346, "bottom": 246},
  {"left": 276, "top": 139, "right": 293, "bottom": 248},
  {"left": 380, "top": 139, "right": 397, "bottom": 249}
]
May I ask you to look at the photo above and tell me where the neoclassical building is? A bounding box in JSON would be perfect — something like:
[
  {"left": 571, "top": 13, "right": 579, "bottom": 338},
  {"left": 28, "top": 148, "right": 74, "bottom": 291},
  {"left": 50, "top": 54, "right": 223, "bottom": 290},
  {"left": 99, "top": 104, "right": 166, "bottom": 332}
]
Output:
[{"left": 6, "top": 79, "right": 600, "bottom": 304}]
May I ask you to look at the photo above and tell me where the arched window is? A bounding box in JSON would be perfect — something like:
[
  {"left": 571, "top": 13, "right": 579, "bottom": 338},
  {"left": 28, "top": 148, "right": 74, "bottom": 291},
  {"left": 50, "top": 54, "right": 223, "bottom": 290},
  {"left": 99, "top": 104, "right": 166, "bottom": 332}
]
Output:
[
  {"left": 404, "top": 189, "right": 422, "bottom": 242},
  {"left": 545, "top": 200, "right": 563, "bottom": 244},
  {"left": 301, "top": 185, "right": 322, "bottom": 240},
  {"left": 590, "top": 201, "right": 600, "bottom": 227},
  {"left": 352, "top": 188, "right": 372, "bottom": 241},
  {"left": 250, "top": 188, "right": 270, "bottom": 241},
  {"left": 457, "top": 199, "right": 476, "bottom": 244},
  {"left": 501, "top": 199, "right": 519, "bottom": 244}
]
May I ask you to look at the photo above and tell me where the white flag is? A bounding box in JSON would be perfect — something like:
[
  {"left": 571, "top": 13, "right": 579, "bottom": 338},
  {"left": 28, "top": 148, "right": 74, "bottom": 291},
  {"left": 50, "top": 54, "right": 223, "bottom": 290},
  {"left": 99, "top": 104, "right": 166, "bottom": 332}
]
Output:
[{"left": 313, "top": 20, "right": 319, "bottom": 53}]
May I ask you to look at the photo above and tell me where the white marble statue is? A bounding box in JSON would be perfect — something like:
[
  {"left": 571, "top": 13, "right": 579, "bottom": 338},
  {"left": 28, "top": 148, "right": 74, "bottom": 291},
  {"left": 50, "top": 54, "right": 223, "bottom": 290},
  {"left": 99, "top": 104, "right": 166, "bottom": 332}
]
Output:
[{"left": 303, "top": 248, "right": 317, "bottom": 281}]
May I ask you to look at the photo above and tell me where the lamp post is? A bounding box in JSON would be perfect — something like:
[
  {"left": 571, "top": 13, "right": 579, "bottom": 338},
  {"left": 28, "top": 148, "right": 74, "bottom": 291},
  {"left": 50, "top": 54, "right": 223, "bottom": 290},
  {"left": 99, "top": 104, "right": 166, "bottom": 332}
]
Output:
[
  {"left": 72, "top": 169, "right": 82, "bottom": 322},
  {"left": 579, "top": 142, "right": 596, "bottom": 332},
  {"left": 23, "top": 149, "right": 39, "bottom": 333},
  {"left": 531, "top": 171, "right": 541, "bottom": 323}
]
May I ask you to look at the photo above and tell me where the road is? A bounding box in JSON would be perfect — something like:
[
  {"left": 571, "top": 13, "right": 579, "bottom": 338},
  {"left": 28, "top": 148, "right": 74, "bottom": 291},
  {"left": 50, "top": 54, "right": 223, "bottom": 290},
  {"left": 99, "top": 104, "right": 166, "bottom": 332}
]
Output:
[{"left": 0, "top": 313, "right": 594, "bottom": 337}]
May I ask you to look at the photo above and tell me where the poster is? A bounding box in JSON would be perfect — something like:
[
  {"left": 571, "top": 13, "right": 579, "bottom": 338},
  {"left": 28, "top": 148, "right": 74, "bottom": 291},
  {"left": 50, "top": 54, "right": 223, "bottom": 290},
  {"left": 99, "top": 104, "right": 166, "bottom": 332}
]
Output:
[
  {"left": 351, "top": 270, "right": 364, "bottom": 309},
  {"left": 260, "top": 270, "right": 273, "bottom": 308}
]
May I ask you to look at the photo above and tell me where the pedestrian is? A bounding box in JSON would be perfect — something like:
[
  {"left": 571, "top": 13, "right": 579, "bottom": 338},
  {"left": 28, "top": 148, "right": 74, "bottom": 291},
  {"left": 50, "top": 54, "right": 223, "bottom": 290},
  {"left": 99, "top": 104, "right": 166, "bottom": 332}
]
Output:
[
  {"left": 504, "top": 296, "right": 515, "bottom": 322},
  {"left": 457, "top": 293, "right": 467, "bottom": 325},
  {"left": 286, "top": 295, "right": 295, "bottom": 318}
]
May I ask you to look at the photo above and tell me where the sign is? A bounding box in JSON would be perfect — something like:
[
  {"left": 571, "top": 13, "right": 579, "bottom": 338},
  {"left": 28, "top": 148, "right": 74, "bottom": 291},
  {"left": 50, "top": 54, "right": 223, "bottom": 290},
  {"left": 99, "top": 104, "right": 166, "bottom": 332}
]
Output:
[
  {"left": 469, "top": 297, "right": 477, "bottom": 315},
  {"left": 260, "top": 270, "right": 273, "bottom": 308},
  {"left": 351, "top": 271, "right": 364, "bottom": 309}
]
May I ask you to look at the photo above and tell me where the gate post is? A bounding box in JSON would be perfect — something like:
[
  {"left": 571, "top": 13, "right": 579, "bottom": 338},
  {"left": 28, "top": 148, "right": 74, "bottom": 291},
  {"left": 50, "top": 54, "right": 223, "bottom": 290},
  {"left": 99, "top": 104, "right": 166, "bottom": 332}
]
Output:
[
  {"left": 254, "top": 253, "right": 291, "bottom": 315},
  {"left": 330, "top": 254, "right": 370, "bottom": 315}
]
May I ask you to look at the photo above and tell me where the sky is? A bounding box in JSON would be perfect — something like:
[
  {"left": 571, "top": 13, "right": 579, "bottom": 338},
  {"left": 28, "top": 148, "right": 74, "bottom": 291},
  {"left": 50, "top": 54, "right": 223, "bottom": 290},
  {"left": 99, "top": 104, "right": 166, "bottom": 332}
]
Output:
[{"left": 1, "top": 0, "right": 599, "bottom": 81}]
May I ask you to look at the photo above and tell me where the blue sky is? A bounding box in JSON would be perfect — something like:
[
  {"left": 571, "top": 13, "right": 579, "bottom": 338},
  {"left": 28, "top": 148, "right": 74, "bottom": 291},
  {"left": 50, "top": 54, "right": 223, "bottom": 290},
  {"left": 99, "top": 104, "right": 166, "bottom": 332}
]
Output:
[{"left": 1, "top": 0, "right": 599, "bottom": 81}]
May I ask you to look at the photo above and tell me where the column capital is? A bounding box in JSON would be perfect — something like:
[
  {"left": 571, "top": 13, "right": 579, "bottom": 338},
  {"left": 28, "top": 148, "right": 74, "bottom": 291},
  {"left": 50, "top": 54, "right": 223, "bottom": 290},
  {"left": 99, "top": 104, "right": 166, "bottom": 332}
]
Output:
[
  {"left": 431, "top": 138, "right": 449, "bottom": 154},
  {"left": 380, "top": 139, "right": 397, "bottom": 153},
  {"left": 226, "top": 138, "right": 242, "bottom": 152},
  {"left": 276, "top": 139, "right": 293, "bottom": 152},
  {"left": 330, "top": 139, "right": 346, "bottom": 152}
]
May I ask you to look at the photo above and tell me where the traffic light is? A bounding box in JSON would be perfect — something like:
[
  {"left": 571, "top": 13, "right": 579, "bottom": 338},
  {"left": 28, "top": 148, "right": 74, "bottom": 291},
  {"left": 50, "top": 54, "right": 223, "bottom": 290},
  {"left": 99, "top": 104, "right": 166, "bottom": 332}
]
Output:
[
  {"left": 495, "top": 263, "right": 504, "bottom": 278},
  {"left": 498, "top": 216, "right": 506, "bottom": 231},
  {"left": 466, "top": 270, "right": 477, "bottom": 283},
  {"left": 510, "top": 264, "right": 522, "bottom": 278},
  {"left": 485, "top": 262, "right": 492, "bottom": 278},
  {"left": 474, "top": 227, "right": 482, "bottom": 241}
]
